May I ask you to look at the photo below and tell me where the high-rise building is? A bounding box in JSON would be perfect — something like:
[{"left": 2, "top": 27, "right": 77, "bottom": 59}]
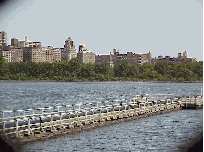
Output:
[
  {"left": 23, "top": 46, "right": 61, "bottom": 63},
  {"left": 113, "top": 49, "right": 119, "bottom": 56},
  {"left": 79, "top": 44, "right": 85, "bottom": 51},
  {"left": 52, "top": 48, "right": 61, "bottom": 62},
  {"left": 152, "top": 51, "right": 196, "bottom": 66},
  {"left": 0, "top": 31, "right": 7, "bottom": 51},
  {"left": 11, "top": 38, "right": 19, "bottom": 47},
  {"left": 77, "top": 44, "right": 95, "bottom": 64},
  {"left": 61, "top": 37, "right": 77, "bottom": 61},
  {"left": 95, "top": 49, "right": 148, "bottom": 67},
  {"left": 95, "top": 53, "right": 114, "bottom": 67},
  {"left": 182, "top": 51, "right": 187, "bottom": 58},
  {"left": 17, "top": 36, "right": 41, "bottom": 48},
  {"left": 178, "top": 51, "right": 188, "bottom": 58},
  {"left": 1, "top": 45, "right": 23, "bottom": 62}
]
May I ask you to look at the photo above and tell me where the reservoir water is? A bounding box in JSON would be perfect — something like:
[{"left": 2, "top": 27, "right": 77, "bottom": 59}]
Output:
[{"left": 0, "top": 82, "right": 203, "bottom": 151}]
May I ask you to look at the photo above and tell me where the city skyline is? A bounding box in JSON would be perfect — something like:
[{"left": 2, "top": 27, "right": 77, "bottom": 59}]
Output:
[{"left": 0, "top": 0, "right": 203, "bottom": 61}]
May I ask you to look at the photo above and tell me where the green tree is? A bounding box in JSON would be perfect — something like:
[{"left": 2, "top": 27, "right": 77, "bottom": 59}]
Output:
[
  {"left": 114, "top": 60, "right": 131, "bottom": 77},
  {"left": 0, "top": 56, "right": 8, "bottom": 78},
  {"left": 154, "top": 61, "right": 168, "bottom": 75}
]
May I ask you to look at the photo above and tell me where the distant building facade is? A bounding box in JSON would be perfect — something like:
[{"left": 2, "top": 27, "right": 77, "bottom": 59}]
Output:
[
  {"left": 0, "top": 31, "right": 7, "bottom": 51},
  {"left": 77, "top": 44, "right": 95, "bottom": 64},
  {"left": 23, "top": 46, "right": 61, "bottom": 63},
  {"left": 61, "top": 37, "right": 77, "bottom": 61},
  {"left": 15, "top": 36, "right": 41, "bottom": 48},
  {"left": 95, "top": 49, "right": 148, "bottom": 67},
  {"left": 95, "top": 52, "right": 114, "bottom": 67},
  {"left": 150, "top": 51, "right": 196, "bottom": 66},
  {"left": 52, "top": 48, "right": 61, "bottom": 62},
  {"left": 1, "top": 45, "right": 23, "bottom": 62}
]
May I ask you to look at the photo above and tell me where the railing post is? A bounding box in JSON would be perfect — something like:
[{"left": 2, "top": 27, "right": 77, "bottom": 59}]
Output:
[
  {"left": 69, "top": 113, "right": 71, "bottom": 125},
  {"left": 40, "top": 117, "right": 42, "bottom": 132},
  {"left": 3, "top": 121, "right": 5, "bottom": 134},
  {"left": 72, "top": 105, "right": 74, "bottom": 112},
  {"left": 85, "top": 110, "right": 88, "bottom": 124},
  {"left": 28, "top": 118, "right": 30, "bottom": 135},
  {"left": 23, "top": 110, "right": 25, "bottom": 120},
  {"left": 50, "top": 115, "right": 53, "bottom": 131},
  {"left": 77, "top": 112, "right": 80, "bottom": 126},
  {"left": 60, "top": 113, "right": 62, "bottom": 128},
  {"left": 92, "top": 110, "right": 95, "bottom": 123},
  {"left": 32, "top": 109, "right": 34, "bottom": 117},
  {"left": 16, "top": 118, "right": 19, "bottom": 138},
  {"left": 2, "top": 111, "right": 4, "bottom": 123}
]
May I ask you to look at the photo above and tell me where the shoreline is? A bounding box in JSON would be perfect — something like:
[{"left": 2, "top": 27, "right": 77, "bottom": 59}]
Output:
[{"left": 0, "top": 80, "right": 203, "bottom": 83}]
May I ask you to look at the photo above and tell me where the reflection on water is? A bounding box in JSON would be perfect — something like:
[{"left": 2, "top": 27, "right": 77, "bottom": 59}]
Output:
[{"left": 0, "top": 82, "right": 203, "bottom": 151}]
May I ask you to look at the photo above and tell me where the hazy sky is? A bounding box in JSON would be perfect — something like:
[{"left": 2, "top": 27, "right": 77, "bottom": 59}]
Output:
[{"left": 0, "top": 0, "right": 203, "bottom": 61}]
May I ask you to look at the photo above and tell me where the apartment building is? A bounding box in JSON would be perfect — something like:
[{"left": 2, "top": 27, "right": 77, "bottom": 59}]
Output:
[
  {"left": 52, "top": 48, "right": 61, "bottom": 62},
  {"left": 61, "top": 37, "right": 77, "bottom": 61},
  {"left": 95, "top": 49, "right": 149, "bottom": 67},
  {"left": 0, "top": 31, "right": 7, "bottom": 51},
  {"left": 23, "top": 46, "right": 61, "bottom": 63},
  {"left": 150, "top": 51, "right": 196, "bottom": 66},
  {"left": 114, "top": 52, "right": 148, "bottom": 65},
  {"left": 1, "top": 45, "right": 23, "bottom": 62},
  {"left": 77, "top": 44, "right": 95, "bottom": 64},
  {"left": 95, "top": 52, "right": 114, "bottom": 67},
  {"left": 0, "top": 50, "right": 11, "bottom": 62},
  {"left": 17, "top": 36, "right": 41, "bottom": 48}
]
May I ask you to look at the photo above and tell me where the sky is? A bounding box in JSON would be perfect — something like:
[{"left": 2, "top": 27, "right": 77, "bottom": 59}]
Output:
[{"left": 0, "top": 0, "right": 203, "bottom": 61}]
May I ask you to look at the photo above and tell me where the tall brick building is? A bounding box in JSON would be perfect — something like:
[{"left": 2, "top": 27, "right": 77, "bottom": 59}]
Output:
[
  {"left": 150, "top": 51, "right": 196, "bottom": 66},
  {"left": 95, "top": 49, "right": 149, "bottom": 67},
  {"left": 0, "top": 31, "right": 7, "bottom": 51}
]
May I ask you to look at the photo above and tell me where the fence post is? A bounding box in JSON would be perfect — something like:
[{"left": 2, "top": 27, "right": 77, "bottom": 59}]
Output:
[
  {"left": 32, "top": 109, "right": 34, "bottom": 118},
  {"left": 16, "top": 118, "right": 19, "bottom": 138},
  {"left": 60, "top": 113, "right": 62, "bottom": 128},
  {"left": 28, "top": 118, "right": 30, "bottom": 135},
  {"left": 50, "top": 115, "right": 53, "bottom": 131},
  {"left": 85, "top": 110, "right": 88, "bottom": 124},
  {"left": 1, "top": 111, "right": 3, "bottom": 120},
  {"left": 40, "top": 117, "right": 42, "bottom": 132},
  {"left": 23, "top": 110, "right": 25, "bottom": 119},
  {"left": 3, "top": 121, "right": 5, "bottom": 134},
  {"left": 77, "top": 112, "right": 80, "bottom": 126},
  {"left": 2, "top": 112, "right": 5, "bottom": 134},
  {"left": 68, "top": 113, "right": 72, "bottom": 128}
]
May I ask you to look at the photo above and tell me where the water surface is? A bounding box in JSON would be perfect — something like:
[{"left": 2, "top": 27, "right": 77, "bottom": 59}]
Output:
[{"left": 0, "top": 82, "right": 202, "bottom": 151}]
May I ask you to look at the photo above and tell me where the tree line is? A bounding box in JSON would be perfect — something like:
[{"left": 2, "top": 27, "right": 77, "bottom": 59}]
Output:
[{"left": 0, "top": 56, "right": 203, "bottom": 82}]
